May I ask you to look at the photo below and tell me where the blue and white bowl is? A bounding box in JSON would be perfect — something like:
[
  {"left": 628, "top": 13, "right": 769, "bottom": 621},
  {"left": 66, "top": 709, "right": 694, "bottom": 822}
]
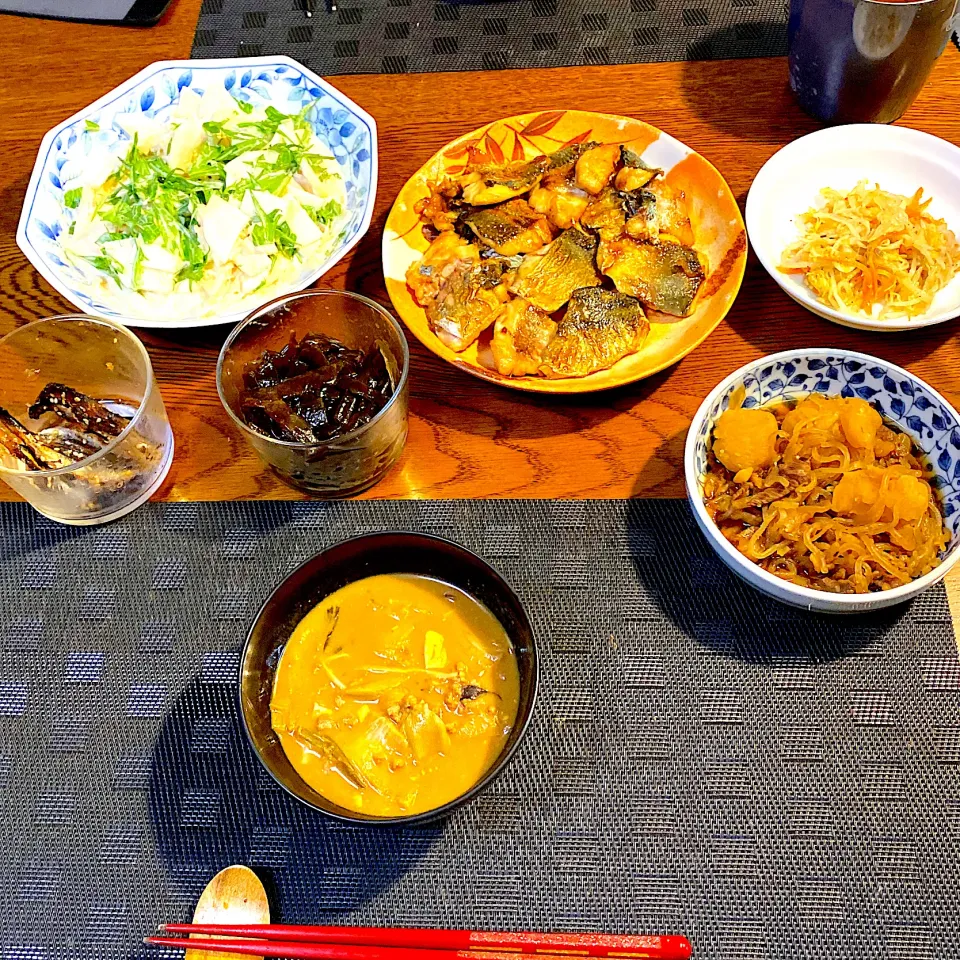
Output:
[
  {"left": 16, "top": 57, "right": 377, "bottom": 329},
  {"left": 684, "top": 349, "right": 960, "bottom": 613}
]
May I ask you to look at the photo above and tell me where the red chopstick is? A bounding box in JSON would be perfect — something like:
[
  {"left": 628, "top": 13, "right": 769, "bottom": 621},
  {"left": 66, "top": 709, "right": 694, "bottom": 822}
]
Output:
[
  {"left": 147, "top": 932, "right": 692, "bottom": 960},
  {"left": 157, "top": 926, "right": 689, "bottom": 958}
]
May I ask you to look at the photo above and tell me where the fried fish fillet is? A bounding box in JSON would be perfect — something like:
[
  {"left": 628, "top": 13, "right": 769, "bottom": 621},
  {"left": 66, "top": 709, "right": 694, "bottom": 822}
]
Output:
[
  {"left": 406, "top": 232, "right": 478, "bottom": 306},
  {"left": 491, "top": 298, "right": 558, "bottom": 377},
  {"left": 406, "top": 232, "right": 508, "bottom": 351},
  {"left": 510, "top": 227, "right": 602, "bottom": 312},
  {"left": 540, "top": 287, "right": 649, "bottom": 379},
  {"left": 598, "top": 237, "right": 704, "bottom": 317},
  {"left": 574, "top": 144, "right": 622, "bottom": 195},
  {"left": 415, "top": 178, "right": 466, "bottom": 233},
  {"left": 527, "top": 144, "right": 595, "bottom": 229},
  {"left": 645, "top": 179, "right": 695, "bottom": 246},
  {"left": 580, "top": 187, "right": 657, "bottom": 242},
  {"left": 427, "top": 258, "right": 509, "bottom": 352},
  {"left": 459, "top": 156, "right": 551, "bottom": 206},
  {"left": 462, "top": 199, "right": 554, "bottom": 256},
  {"left": 615, "top": 147, "right": 660, "bottom": 192}
]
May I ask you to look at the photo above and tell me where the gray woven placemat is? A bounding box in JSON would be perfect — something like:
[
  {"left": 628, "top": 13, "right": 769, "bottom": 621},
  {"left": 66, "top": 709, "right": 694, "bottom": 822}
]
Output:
[
  {"left": 191, "top": 0, "right": 789, "bottom": 74},
  {"left": 1, "top": 498, "right": 958, "bottom": 960}
]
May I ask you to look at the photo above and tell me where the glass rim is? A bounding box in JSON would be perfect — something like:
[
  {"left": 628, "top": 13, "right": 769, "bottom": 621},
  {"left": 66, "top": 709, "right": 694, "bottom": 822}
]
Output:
[
  {"left": 216, "top": 288, "right": 411, "bottom": 450},
  {"left": 0, "top": 313, "right": 157, "bottom": 478}
]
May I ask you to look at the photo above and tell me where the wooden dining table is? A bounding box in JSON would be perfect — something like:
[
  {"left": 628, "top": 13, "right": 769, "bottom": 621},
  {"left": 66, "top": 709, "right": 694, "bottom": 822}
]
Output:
[{"left": 0, "top": 0, "right": 959, "bottom": 620}]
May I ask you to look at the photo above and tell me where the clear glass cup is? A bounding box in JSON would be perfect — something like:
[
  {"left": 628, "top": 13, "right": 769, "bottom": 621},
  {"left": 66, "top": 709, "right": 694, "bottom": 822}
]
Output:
[
  {"left": 217, "top": 290, "right": 410, "bottom": 497},
  {"left": 0, "top": 315, "right": 174, "bottom": 525}
]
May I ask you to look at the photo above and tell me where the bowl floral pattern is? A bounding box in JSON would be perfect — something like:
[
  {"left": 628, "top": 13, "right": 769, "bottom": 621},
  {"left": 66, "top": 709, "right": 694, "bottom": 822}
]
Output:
[
  {"left": 17, "top": 57, "right": 377, "bottom": 329},
  {"left": 686, "top": 349, "right": 960, "bottom": 612}
]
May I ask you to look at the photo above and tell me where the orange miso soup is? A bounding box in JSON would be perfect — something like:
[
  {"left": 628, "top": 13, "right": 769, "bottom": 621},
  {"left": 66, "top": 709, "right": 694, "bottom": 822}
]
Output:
[{"left": 270, "top": 573, "right": 520, "bottom": 817}]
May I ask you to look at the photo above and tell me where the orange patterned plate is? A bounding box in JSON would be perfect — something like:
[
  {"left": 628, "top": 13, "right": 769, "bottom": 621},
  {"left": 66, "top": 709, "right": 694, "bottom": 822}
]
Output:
[{"left": 382, "top": 110, "right": 747, "bottom": 394}]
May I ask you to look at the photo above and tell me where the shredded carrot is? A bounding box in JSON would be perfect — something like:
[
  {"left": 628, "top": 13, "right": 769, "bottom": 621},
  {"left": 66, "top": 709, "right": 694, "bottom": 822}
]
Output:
[{"left": 779, "top": 181, "right": 960, "bottom": 319}]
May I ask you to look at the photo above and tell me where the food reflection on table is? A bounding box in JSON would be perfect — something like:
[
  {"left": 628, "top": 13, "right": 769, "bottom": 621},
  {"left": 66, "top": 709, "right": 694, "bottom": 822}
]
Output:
[
  {"left": 270, "top": 573, "right": 520, "bottom": 816},
  {"left": 405, "top": 141, "right": 705, "bottom": 379},
  {"left": 239, "top": 332, "right": 395, "bottom": 444},
  {"left": 779, "top": 181, "right": 960, "bottom": 320},
  {"left": 703, "top": 388, "right": 949, "bottom": 594}
]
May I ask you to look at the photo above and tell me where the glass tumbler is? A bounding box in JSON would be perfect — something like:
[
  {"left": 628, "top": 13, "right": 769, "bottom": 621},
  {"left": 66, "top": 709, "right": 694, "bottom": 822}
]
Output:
[
  {"left": 0, "top": 315, "right": 174, "bottom": 525},
  {"left": 217, "top": 290, "right": 410, "bottom": 497},
  {"left": 788, "top": 0, "right": 958, "bottom": 124}
]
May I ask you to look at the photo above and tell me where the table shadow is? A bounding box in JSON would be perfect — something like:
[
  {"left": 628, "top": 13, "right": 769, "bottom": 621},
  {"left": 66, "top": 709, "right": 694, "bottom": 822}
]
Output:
[
  {"left": 678, "top": 23, "right": 812, "bottom": 144},
  {"left": 624, "top": 498, "right": 912, "bottom": 663},
  {"left": 145, "top": 676, "right": 443, "bottom": 929},
  {"left": 0, "top": 504, "right": 90, "bottom": 562}
]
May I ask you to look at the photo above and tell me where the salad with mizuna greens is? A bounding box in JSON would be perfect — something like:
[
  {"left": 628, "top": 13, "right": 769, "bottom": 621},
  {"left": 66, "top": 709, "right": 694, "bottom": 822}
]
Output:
[{"left": 59, "top": 84, "right": 346, "bottom": 321}]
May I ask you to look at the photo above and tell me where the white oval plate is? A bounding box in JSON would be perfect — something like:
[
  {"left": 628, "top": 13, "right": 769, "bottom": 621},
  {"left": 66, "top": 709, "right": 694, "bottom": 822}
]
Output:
[{"left": 745, "top": 124, "right": 960, "bottom": 332}]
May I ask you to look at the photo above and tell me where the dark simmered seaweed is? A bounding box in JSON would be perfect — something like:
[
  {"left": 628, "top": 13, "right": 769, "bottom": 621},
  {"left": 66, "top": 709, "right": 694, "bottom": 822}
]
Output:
[{"left": 239, "top": 333, "right": 395, "bottom": 444}]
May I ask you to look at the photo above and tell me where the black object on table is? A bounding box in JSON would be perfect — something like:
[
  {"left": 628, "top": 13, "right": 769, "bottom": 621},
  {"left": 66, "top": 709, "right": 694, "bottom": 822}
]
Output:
[
  {"left": 1, "top": 498, "right": 958, "bottom": 960},
  {"left": 0, "top": 0, "right": 170, "bottom": 24}
]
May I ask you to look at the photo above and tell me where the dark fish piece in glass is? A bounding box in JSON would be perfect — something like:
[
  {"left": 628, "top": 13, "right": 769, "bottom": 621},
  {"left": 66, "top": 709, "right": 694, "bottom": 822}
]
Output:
[{"left": 28, "top": 382, "right": 129, "bottom": 440}]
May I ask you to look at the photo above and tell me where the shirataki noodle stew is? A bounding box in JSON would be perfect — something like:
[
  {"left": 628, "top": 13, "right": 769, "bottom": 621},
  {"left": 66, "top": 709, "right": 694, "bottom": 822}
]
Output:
[
  {"left": 270, "top": 573, "right": 520, "bottom": 817},
  {"left": 703, "top": 389, "right": 949, "bottom": 594}
]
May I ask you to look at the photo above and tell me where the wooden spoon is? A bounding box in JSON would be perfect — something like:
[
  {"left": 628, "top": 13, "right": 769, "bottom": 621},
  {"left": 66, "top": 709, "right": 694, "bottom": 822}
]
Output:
[{"left": 186, "top": 865, "right": 270, "bottom": 960}]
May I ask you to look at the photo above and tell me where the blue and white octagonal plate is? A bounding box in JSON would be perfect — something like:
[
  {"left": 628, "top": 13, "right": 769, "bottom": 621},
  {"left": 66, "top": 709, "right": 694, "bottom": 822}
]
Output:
[{"left": 17, "top": 57, "right": 377, "bottom": 329}]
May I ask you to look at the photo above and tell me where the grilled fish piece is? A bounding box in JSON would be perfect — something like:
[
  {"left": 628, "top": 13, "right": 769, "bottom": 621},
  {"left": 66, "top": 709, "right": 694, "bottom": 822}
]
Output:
[
  {"left": 407, "top": 232, "right": 511, "bottom": 350},
  {"left": 479, "top": 247, "right": 525, "bottom": 271},
  {"left": 462, "top": 199, "right": 554, "bottom": 256},
  {"left": 428, "top": 257, "right": 508, "bottom": 352},
  {"left": 575, "top": 143, "right": 622, "bottom": 196},
  {"left": 645, "top": 180, "right": 694, "bottom": 246},
  {"left": 547, "top": 142, "right": 595, "bottom": 174},
  {"left": 598, "top": 237, "right": 704, "bottom": 317},
  {"left": 581, "top": 187, "right": 657, "bottom": 242},
  {"left": 540, "top": 142, "right": 596, "bottom": 187},
  {"left": 415, "top": 178, "right": 467, "bottom": 234},
  {"left": 510, "top": 227, "right": 602, "bottom": 312},
  {"left": 460, "top": 156, "right": 550, "bottom": 206},
  {"left": 29, "top": 382, "right": 129, "bottom": 441},
  {"left": 406, "top": 232, "right": 479, "bottom": 307},
  {"left": 0, "top": 407, "right": 74, "bottom": 470},
  {"left": 491, "top": 298, "right": 558, "bottom": 377},
  {"left": 528, "top": 183, "right": 590, "bottom": 230},
  {"left": 527, "top": 145, "right": 594, "bottom": 230},
  {"left": 540, "top": 287, "right": 649, "bottom": 379},
  {"left": 580, "top": 189, "right": 624, "bottom": 239},
  {"left": 615, "top": 147, "right": 660, "bottom": 192}
]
